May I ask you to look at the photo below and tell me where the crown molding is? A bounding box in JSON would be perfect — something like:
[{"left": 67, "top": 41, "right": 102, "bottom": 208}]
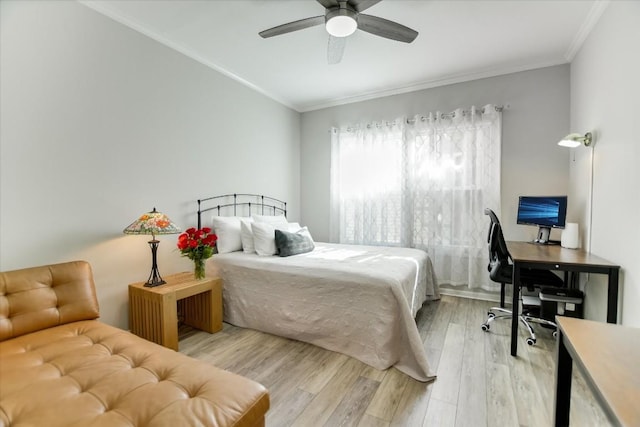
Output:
[
  {"left": 564, "top": 0, "right": 611, "bottom": 61},
  {"left": 298, "top": 60, "right": 568, "bottom": 112},
  {"left": 79, "top": 0, "right": 594, "bottom": 114}
]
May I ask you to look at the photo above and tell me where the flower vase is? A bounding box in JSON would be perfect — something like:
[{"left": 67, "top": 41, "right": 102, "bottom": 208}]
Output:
[{"left": 194, "top": 258, "right": 205, "bottom": 280}]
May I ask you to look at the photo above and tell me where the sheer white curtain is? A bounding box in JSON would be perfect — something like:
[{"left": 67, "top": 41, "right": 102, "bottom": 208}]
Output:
[
  {"left": 330, "top": 119, "right": 405, "bottom": 245},
  {"left": 330, "top": 105, "right": 502, "bottom": 290}
]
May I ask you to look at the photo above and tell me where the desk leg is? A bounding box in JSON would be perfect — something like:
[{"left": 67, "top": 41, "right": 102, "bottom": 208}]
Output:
[
  {"left": 511, "top": 263, "right": 520, "bottom": 357},
  {"left": 607, "top": 268, "right": 619, "bottom": 324},
  {"left": 553, "top": 327, "right": 573, "bottom": 427}
]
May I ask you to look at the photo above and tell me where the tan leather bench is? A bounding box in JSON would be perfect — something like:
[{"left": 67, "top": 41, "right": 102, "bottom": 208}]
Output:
[{"left": 0, "top": 261, "right": 269, "bottom": 426}]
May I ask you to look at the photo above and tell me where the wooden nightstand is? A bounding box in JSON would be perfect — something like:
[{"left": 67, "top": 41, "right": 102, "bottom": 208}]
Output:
[{"left": 128, "top": 272, "right": 222, "bottom": 350}]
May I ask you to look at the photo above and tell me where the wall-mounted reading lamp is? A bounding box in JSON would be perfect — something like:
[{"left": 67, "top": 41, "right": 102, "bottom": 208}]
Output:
[
  {"left": 558, "top": 132, "right": 593, "bottom": 148},
  {"left": 557, "top": 131, "right": 596, "bottom": 253}
]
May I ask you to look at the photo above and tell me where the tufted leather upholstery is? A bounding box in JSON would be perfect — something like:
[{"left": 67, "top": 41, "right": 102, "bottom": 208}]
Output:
[
  {"left": 0, "top": 261, "right": 269, "bottom": 427},
  {"left": 0, "top": 260, "right": 100, "bottom": 341}
]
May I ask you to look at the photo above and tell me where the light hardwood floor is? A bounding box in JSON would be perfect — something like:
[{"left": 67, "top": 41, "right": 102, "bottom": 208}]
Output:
[{"left": 179, "top": 295, "right": 609, "bottom": 426}]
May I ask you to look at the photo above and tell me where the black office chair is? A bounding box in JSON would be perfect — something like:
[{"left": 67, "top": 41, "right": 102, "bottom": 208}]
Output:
[{"left": 481, "top": 208, "right": 564, "bottom": 345}]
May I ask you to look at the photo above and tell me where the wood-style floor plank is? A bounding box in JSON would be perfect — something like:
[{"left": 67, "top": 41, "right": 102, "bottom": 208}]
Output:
[
  {"left": 429, "top": 322, "right": 464, "bottom": 405},
  {"left": 267, "top": 388, "right": 316, "bottom": 427},
  {"left": 423, "top": 397, "right": 457, "bottom": 427},
  {"left": 324, "top": 376, "right": 380, "bottom": 427},
  {"left": 389, "top": 378, "right": 432, "bottom": 427},
  {"left": 291, "top": 357, "right": 367, "bottom": 427},
  {"left": 455, "top": 299, "right": 488, "bottom": 427},
  {"left": 365, "top": 368, "right": 410, "bottom": 421},
  {"left": 179, "top": 295, "right": 609, "bottom": 426},
  {"left": 485, "top": 361, "right": 519, "bottom": 426},
  {"left": 357, "top": 414, "right": 389, "bottom": 427},
  {"left": 298, "top": 351, "right": 350, "bottom": 394}
]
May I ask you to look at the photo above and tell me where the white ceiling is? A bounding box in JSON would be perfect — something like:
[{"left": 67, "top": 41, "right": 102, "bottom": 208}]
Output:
[{"left": 81, "top": 0, "right": 607, "bottom": 112}]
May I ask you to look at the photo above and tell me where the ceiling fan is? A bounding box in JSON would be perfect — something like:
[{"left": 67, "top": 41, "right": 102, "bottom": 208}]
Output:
[{"left": 258, "top": 0, "right": 418, "bottom": 65}]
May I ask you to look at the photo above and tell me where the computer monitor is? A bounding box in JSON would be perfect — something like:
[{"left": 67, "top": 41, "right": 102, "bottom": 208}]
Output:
[{"left": 516, "top": 195, "right": 568, "bottom": 244}]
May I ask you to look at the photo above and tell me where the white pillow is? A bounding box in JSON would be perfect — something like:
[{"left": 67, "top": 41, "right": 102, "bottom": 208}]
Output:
[
  {"left": 252, "top": 214, "right": 288, "bottom": 226},
  {"left": 295, "top": 226, "right": 314, "bottom": 243},
  {"left": 240, "top": 218, "right": 255, "bottom": 253},
  {"left": 211, "top": 217, "right": 243, "bottom": 254},
  {"left": 252, "top": 222, "right": 289, "bottom": 256},
  {"left": 285, "top": 223, "right": 314, "bottom": 243}
]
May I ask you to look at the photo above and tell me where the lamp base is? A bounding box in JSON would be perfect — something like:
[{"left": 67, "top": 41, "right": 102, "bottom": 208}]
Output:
[
  {"left": 144, "top": 239, "right": 166, "bottom": 287},
  {"left": 144, "top": 273, "right": 166, "bottom": 287}
]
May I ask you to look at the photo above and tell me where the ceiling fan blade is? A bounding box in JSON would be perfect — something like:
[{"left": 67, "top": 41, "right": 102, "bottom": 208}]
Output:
[
  {"left": 357, "top": 14, "right": 418, "bottom": 43},
  {"left": 327, "top": 36, "right": 346, "bottom": 64},
  {"left": 348, "top": 0, "right": 382, "bottom": 13},
  {"left": 316, "top": 0, "right": 338, "bottom": 9},
  {"left": 259, "top": 16, "right": 325, "bottom": 38}
]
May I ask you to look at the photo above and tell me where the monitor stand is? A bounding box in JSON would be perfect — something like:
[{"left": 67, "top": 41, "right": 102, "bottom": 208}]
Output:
[{"left": 534, "top": 226, "right": 552, "bottom": 244}]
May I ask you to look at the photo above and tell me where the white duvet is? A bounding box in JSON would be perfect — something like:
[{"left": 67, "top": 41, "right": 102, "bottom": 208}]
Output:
[{"left": 206, "top": 242, "right": 439, "bottom": 382}]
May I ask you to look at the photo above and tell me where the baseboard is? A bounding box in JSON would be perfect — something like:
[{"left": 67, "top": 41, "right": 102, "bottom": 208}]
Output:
[{"left": 438, "top": 287, "right": 501, "bottom": 303}]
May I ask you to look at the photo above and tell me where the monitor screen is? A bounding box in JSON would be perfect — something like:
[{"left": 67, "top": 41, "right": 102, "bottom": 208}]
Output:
[{"left": 517, "top": 196, "right": 567, "bottom": 229}]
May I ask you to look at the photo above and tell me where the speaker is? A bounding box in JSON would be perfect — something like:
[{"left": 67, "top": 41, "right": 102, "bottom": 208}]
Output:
[{"left": 561, "top": 223, "right": 579, "bottom": 249}]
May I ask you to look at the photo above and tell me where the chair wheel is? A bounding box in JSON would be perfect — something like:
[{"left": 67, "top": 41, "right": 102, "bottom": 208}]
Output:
[
  {"left": 481, "top": 323, "right": 490, "bottom": 332},
  {"left": 526, "top": 337, "right": 536, "bottom": 346},
  {"left": 487, "top": 312, "right": 496, "bottom": 319}
]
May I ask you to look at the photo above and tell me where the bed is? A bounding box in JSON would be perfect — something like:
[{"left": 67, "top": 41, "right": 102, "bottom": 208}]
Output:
[{"left": 198, "top": 194, "right": 439, "bottom": 382}]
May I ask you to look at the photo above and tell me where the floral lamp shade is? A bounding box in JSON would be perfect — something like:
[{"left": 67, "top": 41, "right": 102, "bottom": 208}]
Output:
[
  {"left": 123, "top": 208, "right": 181, "bottom": 239},
  {"left": 123, "top": 208, "right": 181, "bottom": 287}
]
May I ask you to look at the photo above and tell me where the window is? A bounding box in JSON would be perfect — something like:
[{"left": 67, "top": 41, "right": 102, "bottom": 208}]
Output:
[{"left": 330, "top": 106, "right": 502, "bottom": 290}]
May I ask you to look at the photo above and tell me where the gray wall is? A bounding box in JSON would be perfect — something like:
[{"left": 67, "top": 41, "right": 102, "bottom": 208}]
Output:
[
  {"left": 301, "top": 66, "right": 571, "bottom": 244},
  {"left": 569, "top": 1, "right": 640, "bottom": 326},
  {"left": 0, "top": 1, "right": 300, "bottom": 329}
]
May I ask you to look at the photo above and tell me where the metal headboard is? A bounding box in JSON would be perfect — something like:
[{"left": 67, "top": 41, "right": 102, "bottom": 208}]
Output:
[{"left": 197, "top": 193, "right": 287, "bottom": 229}]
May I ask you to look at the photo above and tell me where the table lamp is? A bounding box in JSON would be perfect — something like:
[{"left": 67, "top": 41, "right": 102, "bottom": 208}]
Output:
[{"left": 123, "top": 208, "right": 181, "bottom": 287}]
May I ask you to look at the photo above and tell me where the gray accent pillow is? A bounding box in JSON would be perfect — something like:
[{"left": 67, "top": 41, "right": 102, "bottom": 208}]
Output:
[{"left": 275, "top": 229, "right": 315, "bottom": 257}]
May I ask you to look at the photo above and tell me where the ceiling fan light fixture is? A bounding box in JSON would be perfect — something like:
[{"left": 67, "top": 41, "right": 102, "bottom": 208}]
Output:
[{"left": 325, "top": 9, "right": 358, "bottom": 37}]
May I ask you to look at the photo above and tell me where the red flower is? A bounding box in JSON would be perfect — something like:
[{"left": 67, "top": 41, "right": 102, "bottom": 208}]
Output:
[
  {"left": 177, "top": 227, "right": 218, "bottom": 261},
  {"left": 175, "top": 234, "right": 186, "bottom": 249}
]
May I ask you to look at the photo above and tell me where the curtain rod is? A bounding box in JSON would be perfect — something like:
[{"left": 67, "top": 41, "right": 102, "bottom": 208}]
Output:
[
  {"left": 406, "top": 105, "right": 504, "bottom": 124},
  {"left": 338, "top": 105, "right": 504, "bottom": 132}
]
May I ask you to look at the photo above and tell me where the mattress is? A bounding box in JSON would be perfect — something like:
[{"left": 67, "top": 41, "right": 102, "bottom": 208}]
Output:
[{"left": 206, "top": 242, "right": 439, "bottom": 382}]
